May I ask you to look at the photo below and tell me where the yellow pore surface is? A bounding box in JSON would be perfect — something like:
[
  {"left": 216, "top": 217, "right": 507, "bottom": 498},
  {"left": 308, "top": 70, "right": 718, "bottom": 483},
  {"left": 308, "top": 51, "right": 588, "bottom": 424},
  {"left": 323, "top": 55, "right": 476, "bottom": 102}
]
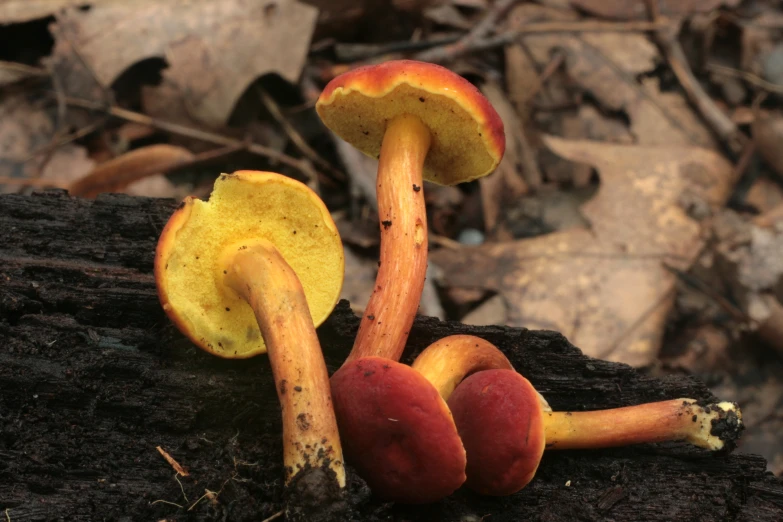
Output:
[
  {"left": 155, "top": 171, "right": 344, "bottom": 358},
  {"left": 318, "top": 83, "right": 504, "bottom": 186}
]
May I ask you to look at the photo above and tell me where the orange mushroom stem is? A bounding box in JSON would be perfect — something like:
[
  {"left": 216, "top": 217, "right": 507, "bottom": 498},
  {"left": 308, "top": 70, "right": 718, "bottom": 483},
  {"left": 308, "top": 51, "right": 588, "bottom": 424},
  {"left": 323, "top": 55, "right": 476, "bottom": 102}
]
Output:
[
  {"left": 317, "top": 60, "right": 505, "bottom": 364},
  {"left": 349, "top": 114, "right": 431, "bottom": 362},
  {"left": 411, "top": 335, "right": 514, "bottom": 398},
  {"left": 317, "top": 60, "right": 505, "bottom": 504},
  {"left": 223, "top": 241, "right": 345, "bottom": 486},
  {"left": 154, "top": 172, "right": 346, "bottom": 502},
  {"left": 411, "top": 337, "right": 743, "bottom": 496},
  {"left": 412, "top": 334, "right": 550, "bottom": 409},
  {"left": 448, "top": 369, "right": 744, "bottom": 496},
  {"left": 542, "top": 397, "right": 741, "bottom": 451}
]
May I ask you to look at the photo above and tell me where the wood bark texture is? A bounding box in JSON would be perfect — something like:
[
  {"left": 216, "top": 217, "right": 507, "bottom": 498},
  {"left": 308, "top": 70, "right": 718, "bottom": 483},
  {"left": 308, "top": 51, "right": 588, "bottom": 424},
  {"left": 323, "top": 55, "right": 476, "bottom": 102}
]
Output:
[{"left": 1, "top": 190, "right": 782, "bottom": 521}]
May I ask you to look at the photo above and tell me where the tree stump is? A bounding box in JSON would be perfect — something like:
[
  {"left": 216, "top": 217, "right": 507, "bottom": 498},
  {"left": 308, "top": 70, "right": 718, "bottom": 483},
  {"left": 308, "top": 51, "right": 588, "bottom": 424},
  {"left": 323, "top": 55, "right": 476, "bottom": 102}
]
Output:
[{"left": 1, "top": 190, "right": 782, "bottom": 521}]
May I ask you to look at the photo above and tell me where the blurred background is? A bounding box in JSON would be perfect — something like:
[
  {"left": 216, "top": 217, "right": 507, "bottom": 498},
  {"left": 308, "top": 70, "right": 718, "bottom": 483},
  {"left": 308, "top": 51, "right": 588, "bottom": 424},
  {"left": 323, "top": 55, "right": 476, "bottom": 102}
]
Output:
[{"left": 0, "top": 0, "right": 781, "bottom": 475}]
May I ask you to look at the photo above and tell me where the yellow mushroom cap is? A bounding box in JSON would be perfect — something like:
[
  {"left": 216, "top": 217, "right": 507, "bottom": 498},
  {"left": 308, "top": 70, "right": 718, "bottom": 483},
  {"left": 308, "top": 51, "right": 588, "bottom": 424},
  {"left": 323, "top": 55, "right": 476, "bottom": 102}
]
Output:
[
  {"left": 316, "top": 60, "right": 505, "bottom": 186},
  {"left": 154, "top": 171, "right": 344, "bottom": 358}
]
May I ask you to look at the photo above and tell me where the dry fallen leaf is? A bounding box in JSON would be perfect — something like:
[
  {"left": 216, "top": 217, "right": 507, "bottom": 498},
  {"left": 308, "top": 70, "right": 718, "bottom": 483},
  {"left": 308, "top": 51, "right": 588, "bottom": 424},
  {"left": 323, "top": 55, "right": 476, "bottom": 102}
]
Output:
[
  {"left": 69, "top": 144, "right": 195, "bottom": 198},
  {"left": 0, "top": 61, "right": 47, "bottom": 88},
  {"left": 424, "top": 3, "right": 474, "bottom": 30},
  {"left": 47, "top": 0, "right": 318, "bottom": 126},
  {"left": 124, "top": 175, "right": 188, "bottom": 199},
  {"left": 569, "top": 0, "right": 741, "bottom": 20},
  {"left": 431, "top": 136, "right": 735, "bottom": 366},
  {"left": 0, "top": 0, "right": 104, "bottom": 23},
  {"left": 747, "top": 176, "right": 783, "bottom": 216},
  {"left": 752, "top": 110, "right": 783, "bottom": 180},
  {"left": 0, "top": 95, "right": 94, "bottom": 193},
  {"left": 461, "top": 294, "right": 508, "bottom": 326},
  {"left": 504, "top": 3, "right": 576, "bottom": 117},
  {"left": 512, "top": 6, "right": 717, "bottom": 150}
]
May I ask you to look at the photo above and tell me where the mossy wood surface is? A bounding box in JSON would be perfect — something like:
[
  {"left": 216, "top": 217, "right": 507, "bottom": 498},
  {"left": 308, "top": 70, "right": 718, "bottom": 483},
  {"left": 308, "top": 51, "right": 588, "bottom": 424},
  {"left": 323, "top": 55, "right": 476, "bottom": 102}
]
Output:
[{"left": 1, "top": 191, "right": 782, "bottom": 521}]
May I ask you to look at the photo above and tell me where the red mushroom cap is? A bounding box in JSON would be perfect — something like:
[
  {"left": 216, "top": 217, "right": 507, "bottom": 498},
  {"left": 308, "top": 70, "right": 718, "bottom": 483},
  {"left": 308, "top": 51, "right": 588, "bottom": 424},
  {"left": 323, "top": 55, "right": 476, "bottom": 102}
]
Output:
[
  {"left": 330, "top": 356, "right": 466, "bottom": 503},
  {"left": 447, "top": 369, "right": 546, "bottom": 496}
]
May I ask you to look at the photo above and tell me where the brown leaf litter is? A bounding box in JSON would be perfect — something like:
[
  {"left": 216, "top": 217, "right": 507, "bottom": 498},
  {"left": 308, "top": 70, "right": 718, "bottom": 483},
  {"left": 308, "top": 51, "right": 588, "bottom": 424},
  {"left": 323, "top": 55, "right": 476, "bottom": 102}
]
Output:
[
  {"left": 432, "top": 136, "right": 736, "bottom": 366},
  {"left": 47, "top": 0, "right": 318, "bottom": 126}
]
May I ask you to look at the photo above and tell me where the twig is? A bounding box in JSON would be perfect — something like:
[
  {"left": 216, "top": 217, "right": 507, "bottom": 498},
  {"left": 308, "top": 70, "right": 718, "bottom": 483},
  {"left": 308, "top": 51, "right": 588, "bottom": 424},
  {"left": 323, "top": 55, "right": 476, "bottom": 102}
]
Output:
[
  {"left": 726, "top": 139, "right": 757, "bottom": 208},
  {"left": 416, "top": 0, "right": 525, "bottom": 62},
  {"left": 5, "top": 508, "right": 10, "bottom": 522},
  {"left": 516, "top": 116, "right": 542, "bottom": 190},
  {"left": 528, "top": 50, "right": 566, "bottom": 100},
  {"left": 257, "top": 86, "right": 344, "bottom": 181},
  {"left": 23, "top": 117, "right": 108, "bottom": 163},
  {"left": 156, "top": 446, "right": 189, "bottom": 477},
  {"left": 335, "top": 36, "right": 460, "bottom": 62},
  {"left": 261, "top": 511, "right": 284, "bottom": 522},
  {"left": 646, "top": 9, "right": 746, "bottom": 154},
  {"left": 644, "top": 0, "right": 660, "bottom": 21},
  {"left": 705, "top": 63, "right": 783, "bottom": 95},
  {"left": 187, "top": 490, "right": 216, "bottom": 511},
  {"left": 149, "top": 499, "right": 185, "bottom": 508},
  {"left": 62, "top": 96, "right": 320, "bottom": 184},
  {"left": 187, "top": 474, "right": 233, "bottom": 511},
  {"left": 49, "top": 66, "right": 67, "bottom": 133},
  {"left": 0, "top": 60, "right": 46, "bottom": 81},
  {"left": 662, "top": 262, "right": 751, "bottom": 323},
  {"left": 414, "top": 20, "right": 667, "bottom": 63},
  {"left": 174, "top": 474, "right": 189, "bottom": 504}
]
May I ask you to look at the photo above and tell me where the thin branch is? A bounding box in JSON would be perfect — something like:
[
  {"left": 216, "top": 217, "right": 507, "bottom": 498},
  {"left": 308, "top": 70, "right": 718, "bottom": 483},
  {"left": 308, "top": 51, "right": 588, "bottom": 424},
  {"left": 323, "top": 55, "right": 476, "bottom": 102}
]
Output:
[
  {"left": 257, "top": 86, "right": 344, "bottom": 181},
  {"left": 23, "top": 117, "right": 108, "bottom": 163},
  {"left": 414, "top": 20, "right": 667, "bottom": 63},
  {"left": 706, "top": 63, "right": 783, "bottom": 95},
  {"left": 0, "top": 60, "right": 47, "bottom": 80},
  {"left": 647, "top": 14, "right": 747, "bottom": 154},
  {"left": 261, "top": 511, "right": 284, "bottom": 522},
  {"left": 62, "top": 96, "right": 320, "bottom": 184},
  {"left": 416, "top": 0, "right": 524, "bottom": 62},
  {"left": 334, "top": 36, "right": 460, "bottom": 62}
]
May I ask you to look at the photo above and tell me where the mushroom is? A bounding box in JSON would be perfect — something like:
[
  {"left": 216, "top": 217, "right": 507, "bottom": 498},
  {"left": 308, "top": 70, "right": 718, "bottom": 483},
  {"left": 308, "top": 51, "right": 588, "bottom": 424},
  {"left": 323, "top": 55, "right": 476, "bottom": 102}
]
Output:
[
  {"left": 447, "top": 369, "right": 744, "bottom": 496},
  {"left": 329, "top": 335, "right": 515, "bottom": 503},
  {"left": 154, "top": 171, "right": 346, "bottom": 502},
  {"left": 330, "top": 356, "right": 465, "bottom": 504},
  {"left": 316, "top": 59, "right": 504, "bottom": 363}
]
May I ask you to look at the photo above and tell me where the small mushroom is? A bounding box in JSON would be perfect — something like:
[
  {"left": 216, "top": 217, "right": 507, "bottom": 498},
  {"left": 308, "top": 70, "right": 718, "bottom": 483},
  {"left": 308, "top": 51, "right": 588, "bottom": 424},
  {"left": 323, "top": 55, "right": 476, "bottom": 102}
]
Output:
[
  {"left": 447, "top": 369, "right": 744, "bottom": 496},
  {"left": 330, "top": 356, "right": 466, "bottom": 504},
  {"left": 154, "top": 171, "right": 346, "bottom": 502},
  {"left": 329, "top": 335, "right": 515, "bottom": 503},
  {"left": 316, "top": 59, "right": 505, "bottom": 363}
]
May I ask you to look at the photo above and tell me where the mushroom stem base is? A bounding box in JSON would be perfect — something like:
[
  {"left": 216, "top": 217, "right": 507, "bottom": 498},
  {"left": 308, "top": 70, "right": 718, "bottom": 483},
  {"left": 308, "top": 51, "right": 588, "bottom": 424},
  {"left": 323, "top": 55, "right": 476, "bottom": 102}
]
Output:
[
  {"left": 543, "top": 399, "right": 743, "bottom": 451},
  {"left": 224, "top": 241, "right": 345, "bottom": 487}
]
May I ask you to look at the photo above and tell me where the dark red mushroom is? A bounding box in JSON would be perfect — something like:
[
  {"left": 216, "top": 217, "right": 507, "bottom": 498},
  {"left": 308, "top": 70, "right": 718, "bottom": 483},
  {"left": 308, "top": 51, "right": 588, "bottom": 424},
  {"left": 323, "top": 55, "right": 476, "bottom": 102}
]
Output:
[{"left": 448, "top": 369, "right": 744, "bottom": 496}]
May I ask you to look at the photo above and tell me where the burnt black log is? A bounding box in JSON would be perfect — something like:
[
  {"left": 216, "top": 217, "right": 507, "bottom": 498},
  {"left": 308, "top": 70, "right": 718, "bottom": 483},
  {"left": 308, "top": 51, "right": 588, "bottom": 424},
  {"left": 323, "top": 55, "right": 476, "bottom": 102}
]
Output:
[{"left": 1, "top": 190, "right": 782, "bottom": 521}]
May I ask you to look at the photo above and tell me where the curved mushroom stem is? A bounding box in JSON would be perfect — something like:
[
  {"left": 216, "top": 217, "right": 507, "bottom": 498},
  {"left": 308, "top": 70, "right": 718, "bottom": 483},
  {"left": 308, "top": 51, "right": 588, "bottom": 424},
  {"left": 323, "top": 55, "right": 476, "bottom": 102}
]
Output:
[
  {"left": 412, "top": 335, "right": 551, "bottom": 410},
  {"left": 412, "top": 335, "right": 513, "bottom": 399},
  {"left": 346, "top": 114, "right": 432, "bottom": 364},
  {"left": 224, "top": 241, "right": 346, "bottom": 488},
  {"left": 543, "top": 399, "right": 743, "bottom": 451}
]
